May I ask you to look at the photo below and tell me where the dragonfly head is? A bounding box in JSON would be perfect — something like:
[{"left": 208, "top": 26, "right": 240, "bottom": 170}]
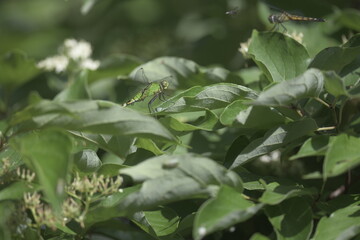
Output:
[
  {"left": 160, "top": 80, "right": 169, "bottom": 90},
  {"left": 268, "top": 14, "right": 277, "bottom": 23}
]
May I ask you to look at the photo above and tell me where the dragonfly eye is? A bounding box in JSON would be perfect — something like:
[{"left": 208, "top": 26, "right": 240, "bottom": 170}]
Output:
[{"left": 268, "top": 15, "right": 276, "bottom": 23}]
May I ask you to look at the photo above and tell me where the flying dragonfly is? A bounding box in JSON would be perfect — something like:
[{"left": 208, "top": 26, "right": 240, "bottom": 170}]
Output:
[
  {"left": 226, "top": 5, "right": 325, "bottom": 32},
  {"left": 122, "top": 68, "right": 171, "bottom": 113}
]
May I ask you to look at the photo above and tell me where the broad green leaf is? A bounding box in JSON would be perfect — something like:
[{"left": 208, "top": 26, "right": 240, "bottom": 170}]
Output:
[
  {"left": 220, "top": 102, "right": 286, "bottom": 129},
  {"left": 323, "top": 134, "right": 360, "bottom": 178},
  {"left": 118, "top": 154, "right": 243, "bottom": 214},
  {"left": 0, "top": 181, "right": 33, "bottom": 201},
  {"left": 0, "top": 51, "right": 39, "bottom": 88},
  {"left": 160, "top": 110, "right": 219, "bottom": 132},
  {"left": 98, "top": 153, "right": 125, "bottom": 176},
  {"left": 324, "top": 71, "right": 348, "bottom": 97},
  {"left": 132, "top": 207, "right": 180, "bottom": 237},
  {"left": 85, "top": 185, "right": 141, "bottom": 226},
  {"left": 193, "top": 185, "right": 263, "bottom": 240},
  {"left": 309, "top": 34, "right": 360, "bottom": 74},
  {"left": 316, "top": 194, "right": 360, "bottom": 215},
  {"left": 230, "top": 118, "right": 318, "bottom": 169},
  {"left": 55, "top": 70, "right": 91, "bottom": 101},
  {"left": 248, "top": 30, "right": 309, "bottom": 82},
  {"left": 313, "top": 204, "right": 360, "bottom": 240},
  {"left": 136, "top": 138, "right": 164, "bottom": 155},
  {"left": 338, "top": 9, "right": 360, "bottom": 31},
  {"left": 69, "top": 132, "right": 134, "bottom": 159},
  {"left": 259, "top": 180, "right": 317, "bottom": 205},
  {"left": 131, "top": 57, "right": 238, "bottom": 89},
  {"left": 10, "top": 100, "right": 176, "bottom": 142},
  {"left": 11, "top": 130, "right": 72, "bottom": 212},
  {"left": 160, "top": 83, "right": 257, "bottom": 113},
  {"left": 252, "top": 69, "right": 324, "bottom": 107},
  {"left": 74, "top": 149, "right": 102, "bottom": 173},
  {"left": 265, "top": 198, "right": 313, "bottom": 240},
  {"left": 290, "top": 135, "right": 329, "bottom": 160}
]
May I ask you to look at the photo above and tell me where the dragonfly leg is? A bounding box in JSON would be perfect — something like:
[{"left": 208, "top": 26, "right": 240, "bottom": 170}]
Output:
[
  {"left": 280, "top": 23, "right": 287, "bottom": 33},
  {"left": 270, "top": 24, "right": 277, "bottom": 32},
  {"left": 148, "top": 93, "right": 159, "bottom": 113}
]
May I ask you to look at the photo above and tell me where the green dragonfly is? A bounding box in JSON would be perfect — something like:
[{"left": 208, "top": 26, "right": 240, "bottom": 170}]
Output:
[{"left": 122, "top": 68, "right": 171, "bottom": 113}]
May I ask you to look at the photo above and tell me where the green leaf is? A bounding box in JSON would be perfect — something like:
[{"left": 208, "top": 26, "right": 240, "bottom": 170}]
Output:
[
  {"left": 160, "top": 83, "right": 257, "bottom": 113},
  {"left": 0, "top": 181, "right": 33, "bottom": 201},
  {"left": 132, "top": 207, "right": 180, "bottom": 237},
  {"left": 74, "top": 149, "right": 102, "bottom": 173},
  {"left": 252, "top": 69, "right": 324, "bottom": 107},
  {"left": 193, "top": 185, "right": 263, "bottom": 240},
  {"left": 323, "top": 134, "right": 360, "bottom": 178},
  {"left": 160, "top": 110, "right": 219, "bottom": 132},
  {"left": 259, "top": 180, "right": 317, "bottom": 205},
  {"left": 69, "top": 132, "right": 134, "bottom": 159},
  {"left": 55, "top": 70, "right": 91, "bottom": 101},
  {"left": 230, "top": 118, "right": 318, "bottom": 169},
  {"left": 85, "top": 185, "right": 141, "bottom": 226},
  {"left": 290, "top": 135, "right": 329, "bottom": 160},
  {"left": 0, "top": 51, "right": 39, "bottom": 88},
  {"left": 324, "top": 71, "right": 349, "bottom": 97},
  {"left": 131, "top": 57, "right": 235, "bottom": 89},
  {"left": 309, "top": 34, "right": 360, "bottom": 74},
  {"left": 135, "top": 138, "right": 164, "bottom": 155},
  {"left": 248, "top": 31, "right": 309, "bottom": 82},
  {"left": 10, "top": 100, "right": 176, "bottom": 142},
  {"left": 313, "top": 204, "right": 360, "bottom": 240},
  {"left": 338, "top": 9, "right": 360, "bottom": 31},
  {"left": 220, "top": 102, "right": 286, "bottom": 129},
  {"left": 118, "top": 154, "right": 243, "bottom": 214},
  {"left": 265, "top": 198, "right": 313, "bottom": 240},
  {"left": 11, "top": 130, "right": 72, "bottom": 212}
]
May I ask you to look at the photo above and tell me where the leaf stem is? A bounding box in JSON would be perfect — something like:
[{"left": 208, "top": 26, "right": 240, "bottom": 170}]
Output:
[
  {"left": 317, "top": 126, "right": 336, "bottom": 131},
  {"left": 314, "top": 97, "right": 330, "bottom": 108}
]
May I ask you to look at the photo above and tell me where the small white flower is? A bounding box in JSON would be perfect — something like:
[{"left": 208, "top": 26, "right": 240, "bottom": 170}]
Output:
[
  {"left": 65, "top": 39, "right": 92, "bottom": 60},
  {"left": 37, "top": 55, "right": 69, "bottom": 73},
  {"left": 80, "top": 58, "right": 100, "bottom": 70},
  {"left": 238, "top": 38, "right": 252, "bottom": 58}
]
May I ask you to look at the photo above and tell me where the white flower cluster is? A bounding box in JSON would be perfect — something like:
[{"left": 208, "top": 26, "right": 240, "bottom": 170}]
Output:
[{"left": 37, "top": 39, "right": 100, "bottom": 73}]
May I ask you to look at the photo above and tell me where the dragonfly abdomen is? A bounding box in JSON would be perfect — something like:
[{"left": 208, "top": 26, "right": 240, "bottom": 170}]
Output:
[{"left": 287, "top": 15, "right": 325, "bottom": 22}]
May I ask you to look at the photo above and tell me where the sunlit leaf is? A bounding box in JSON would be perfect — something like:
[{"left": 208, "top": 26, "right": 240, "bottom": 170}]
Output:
[
  {"left": 248, "top": 30, "right": 309, "bottom": 82},
  {"left": 193, "top": 185, "right": 263, "bottom": 240},
  {"left": 252, "top": 69, "right": 324, "bottom": 107},
  {"left": 230, "top": 118, "right": 318, "bottom": 169}
]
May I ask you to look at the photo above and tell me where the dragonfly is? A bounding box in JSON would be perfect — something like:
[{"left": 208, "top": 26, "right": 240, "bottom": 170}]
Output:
[
  {"left": 267, "top": 7, "right": 325, "bottom": 31},
  {"left": 226, "top": 5, "right": 325, "bottom": 32},
  {"left": 122, "top": 68, "right": 171, "bottom": 113}
]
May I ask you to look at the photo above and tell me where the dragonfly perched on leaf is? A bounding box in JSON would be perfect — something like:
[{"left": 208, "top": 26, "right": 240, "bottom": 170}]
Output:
[
  {"left": 122, "top": 68, "right": 171, "bottom": 113},
  {"left": 226, "top": 5, "right": 325, "bottom": 32}
]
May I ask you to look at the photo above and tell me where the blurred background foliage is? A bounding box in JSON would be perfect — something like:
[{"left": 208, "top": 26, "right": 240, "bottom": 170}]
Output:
[{"left": 0, "top": 0, "right": 358, "bottom": 71}]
